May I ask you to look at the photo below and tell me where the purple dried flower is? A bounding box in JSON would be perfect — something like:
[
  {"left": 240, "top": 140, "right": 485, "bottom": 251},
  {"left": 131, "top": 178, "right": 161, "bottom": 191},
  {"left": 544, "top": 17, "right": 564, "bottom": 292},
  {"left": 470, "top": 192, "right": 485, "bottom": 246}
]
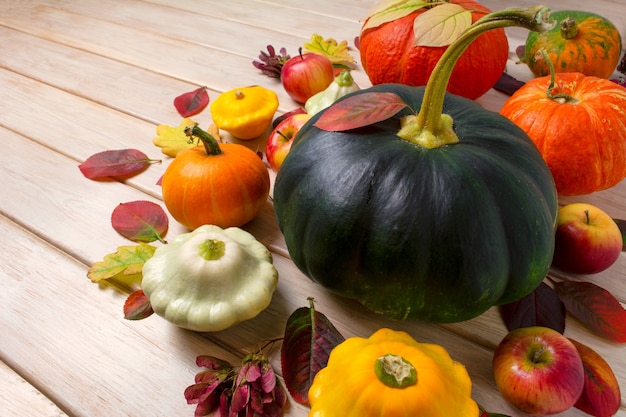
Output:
[
  {"left": 185, "top": 353, "right": 287, "bottom": 417},
  {"left": 252, "top": 45, "right": 291, "bottom": 79}
]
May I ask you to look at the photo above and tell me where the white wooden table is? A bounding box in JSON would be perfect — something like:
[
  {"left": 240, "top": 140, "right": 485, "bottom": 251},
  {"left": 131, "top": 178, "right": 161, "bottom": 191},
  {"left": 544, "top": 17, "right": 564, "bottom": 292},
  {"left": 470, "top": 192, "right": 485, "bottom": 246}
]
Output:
[{"left": 0, "top": 1, "right": 624, "bottom": 416}]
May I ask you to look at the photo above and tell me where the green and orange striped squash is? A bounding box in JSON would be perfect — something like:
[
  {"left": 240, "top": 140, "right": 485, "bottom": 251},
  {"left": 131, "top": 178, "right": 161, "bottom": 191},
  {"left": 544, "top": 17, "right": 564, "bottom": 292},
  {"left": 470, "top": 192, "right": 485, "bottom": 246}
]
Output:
[{"left": 525, "top": 10, "right": 622, "bottom": 79}]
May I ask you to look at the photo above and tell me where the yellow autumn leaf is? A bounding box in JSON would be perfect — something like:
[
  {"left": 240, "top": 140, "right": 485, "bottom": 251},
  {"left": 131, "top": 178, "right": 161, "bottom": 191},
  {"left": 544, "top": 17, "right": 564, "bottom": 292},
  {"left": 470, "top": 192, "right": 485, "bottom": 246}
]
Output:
[
  {"left": 87, "top": 243, "right": 156, "bottom": 283},
  {"left": 413, "top": 3, "right": 472, "bottom": 47},
  {"left": 304, "top": 33, "right": 356, "bottom": 68},
  {"left": 361, "top": 0, "right": 439, "bottom": 31},
  {"left": 153, "top": 118, "right": 199, "bottom": 157}
]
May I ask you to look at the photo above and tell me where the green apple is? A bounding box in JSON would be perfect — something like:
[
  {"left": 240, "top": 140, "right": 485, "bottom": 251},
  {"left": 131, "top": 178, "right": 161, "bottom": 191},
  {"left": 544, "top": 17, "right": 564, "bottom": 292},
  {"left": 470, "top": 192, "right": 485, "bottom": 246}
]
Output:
[
  {"left": 493, "top": 326, "right": 584, "bottom": 416},
  {"left": 552, "top": 203, "right": 622, "bottom": 274}
]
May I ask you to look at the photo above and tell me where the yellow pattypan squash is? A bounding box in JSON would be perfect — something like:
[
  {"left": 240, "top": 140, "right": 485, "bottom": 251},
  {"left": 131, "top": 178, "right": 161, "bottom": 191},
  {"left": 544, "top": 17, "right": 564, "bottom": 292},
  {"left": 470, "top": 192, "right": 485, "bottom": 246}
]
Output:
[
  {"left": 308, "top": 328, "right": 478, "bottom": 417},
  {"left": 210, "top": 85, "right": 278, "bottom": 140}
]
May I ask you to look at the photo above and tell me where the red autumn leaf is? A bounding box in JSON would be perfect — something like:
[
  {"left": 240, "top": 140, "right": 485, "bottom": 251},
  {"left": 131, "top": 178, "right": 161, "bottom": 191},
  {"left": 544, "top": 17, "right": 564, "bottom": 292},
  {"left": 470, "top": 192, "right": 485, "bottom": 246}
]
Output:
[
  {"left": 552, "top": 280, "right": 626, "bottom": 342},
  {"left": 569, "top": 338, "right": 621, "bottom": 417},
  {"left": 314, "top": 91, "right": 408, "bottom": 131},
  {"left": 174, "top": 86, "right": 209, "bottom": 117},
  {"left": 79, "top": 149, "right": 158, "bottom": 179},
  {"left": 111, "top": 200, "right": 168, "bottom": 243},
  {"left": 281, "top": 298, "right": 344, "bottom": 406},
  {"left": 124, "top": 289, "right": 154, "bottom": 320},
  {"left": 499, "top": 282, "right": 565, "bottom": 333}
]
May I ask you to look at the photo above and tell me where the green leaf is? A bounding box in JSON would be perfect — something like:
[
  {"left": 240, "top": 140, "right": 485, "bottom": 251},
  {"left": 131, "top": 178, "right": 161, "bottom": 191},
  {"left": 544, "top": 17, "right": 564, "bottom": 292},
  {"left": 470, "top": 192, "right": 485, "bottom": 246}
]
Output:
[
  {"left": 314, "top": 92, "right": 409, "bottom": 132},
  {"left": 281, "top": 298, "right": 344, "bottom": 406},
  {"left": 413, "top": 3, "right": 472, "bottom": 47},
  {"left": 87, "top": 243, "right": 156, "bottom": 283},
  {"left": 362, "top": 1, "right": 441, "bottom": 31}
]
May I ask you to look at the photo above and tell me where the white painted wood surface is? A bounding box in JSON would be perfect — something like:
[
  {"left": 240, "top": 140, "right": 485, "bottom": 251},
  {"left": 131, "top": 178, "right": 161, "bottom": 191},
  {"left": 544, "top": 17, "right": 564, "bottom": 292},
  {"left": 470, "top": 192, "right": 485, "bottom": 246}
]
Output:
[{"left": 0, "top": 1, "right": 624, "bottom": 416}]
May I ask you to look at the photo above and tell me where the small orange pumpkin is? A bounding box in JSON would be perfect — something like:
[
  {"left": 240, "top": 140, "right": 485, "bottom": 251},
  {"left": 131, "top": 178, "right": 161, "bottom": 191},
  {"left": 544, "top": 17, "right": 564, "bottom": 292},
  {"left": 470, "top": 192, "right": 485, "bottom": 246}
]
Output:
[
  {"left": 359, "top": 0, "right": 509, "bottom": 100},
  {"left": 161, "top": 124, "right": 270, "bottom": 229},
  {"left": 500, "top": 72, "right": 626, "bottom": 196},
  {"left": 525, "top": 10, "right": 622, "bottom": 79}
]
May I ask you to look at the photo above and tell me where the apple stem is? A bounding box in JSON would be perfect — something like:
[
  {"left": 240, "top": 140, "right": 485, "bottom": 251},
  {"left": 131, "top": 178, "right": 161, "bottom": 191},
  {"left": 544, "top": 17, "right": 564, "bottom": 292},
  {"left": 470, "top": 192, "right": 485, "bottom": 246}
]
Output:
[
  {"left": 530, "top": 347, "right": 547, "bottom": 364},
  {"left": 276, "top": 130, "right": 290, "bottom": 141},
  {"left": 584, "top": 210, "right": 591, "bottom": 225}
]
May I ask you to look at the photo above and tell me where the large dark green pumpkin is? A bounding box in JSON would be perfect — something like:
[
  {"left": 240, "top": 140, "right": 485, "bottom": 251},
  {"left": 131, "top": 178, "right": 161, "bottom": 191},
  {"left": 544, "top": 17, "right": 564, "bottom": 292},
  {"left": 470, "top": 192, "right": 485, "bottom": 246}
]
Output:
[{"left": 273, "top": 83, "right": 558, "bottom": 323}]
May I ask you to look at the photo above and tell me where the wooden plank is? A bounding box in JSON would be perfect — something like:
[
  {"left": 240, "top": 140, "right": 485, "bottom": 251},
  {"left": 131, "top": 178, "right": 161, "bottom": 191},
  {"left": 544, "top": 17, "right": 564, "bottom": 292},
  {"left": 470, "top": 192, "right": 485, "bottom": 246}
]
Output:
[
  {"left": 142, "top": 0, "right": 364, "bottom": 38},
  {"left": 0, "top": 1, "right": 625, "bottom": 416},
  {"left": 0, "top": 26, "right": 213, "bottom": 126},
  {"left": 0, "top": 1, "right": 369, "bottom": 107},
  {"left": 0, "top": 361, "right": 69, "bottom": 417}
]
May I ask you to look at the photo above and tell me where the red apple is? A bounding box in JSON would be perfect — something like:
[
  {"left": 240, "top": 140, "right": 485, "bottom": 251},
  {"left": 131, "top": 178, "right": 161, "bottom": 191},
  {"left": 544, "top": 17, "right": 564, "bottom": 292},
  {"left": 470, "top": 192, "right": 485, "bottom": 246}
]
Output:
[
  {"left": 271, "top": 107, "right": 307, "bottom": 129},
  {"left": 266, "top": 113, "right": 311, "bottom": 172},
  {"left": 493, "top": 326, "right": 584, "bottom": 416},
  {"left": 552, "top": 203, "right": 622, "bottom": 275},
  {"left": 281, "top": 50, "right": 334, "bottom": 103}
]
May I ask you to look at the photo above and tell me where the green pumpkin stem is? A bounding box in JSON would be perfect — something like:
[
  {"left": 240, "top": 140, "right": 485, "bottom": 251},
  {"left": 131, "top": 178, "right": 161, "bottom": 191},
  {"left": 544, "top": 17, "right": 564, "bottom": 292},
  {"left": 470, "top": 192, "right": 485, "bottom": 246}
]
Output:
[
  {"left": 374, "top": 354, "right": 417, "bottom": 389},
  {"left": 399, "top": 6, "right": 555, "bottom": 149},
  {"left": 185, "top": 124, "right": 223, "bottom": 156},
  {"left": 560, "top": 17, "right": 578, "bottom": 39},
  {"left": 540, "top": 49, "right": 578, "bottom": 104}
]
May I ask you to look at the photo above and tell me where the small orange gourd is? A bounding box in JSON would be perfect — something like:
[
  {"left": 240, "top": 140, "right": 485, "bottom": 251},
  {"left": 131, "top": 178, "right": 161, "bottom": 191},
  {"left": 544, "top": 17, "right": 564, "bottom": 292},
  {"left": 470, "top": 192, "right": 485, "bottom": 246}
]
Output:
[
  {"left": 525, "top": 10, "right": 622, "bottom": 79},
  {"left": 161, "top": 124, "right": 270, "bottom": 229},
  {"left": 500, "top": 67, "right": 626, "bottom": 196},
  {"left": 308, "top": 328, "right": 478, "bottom": 417}
]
